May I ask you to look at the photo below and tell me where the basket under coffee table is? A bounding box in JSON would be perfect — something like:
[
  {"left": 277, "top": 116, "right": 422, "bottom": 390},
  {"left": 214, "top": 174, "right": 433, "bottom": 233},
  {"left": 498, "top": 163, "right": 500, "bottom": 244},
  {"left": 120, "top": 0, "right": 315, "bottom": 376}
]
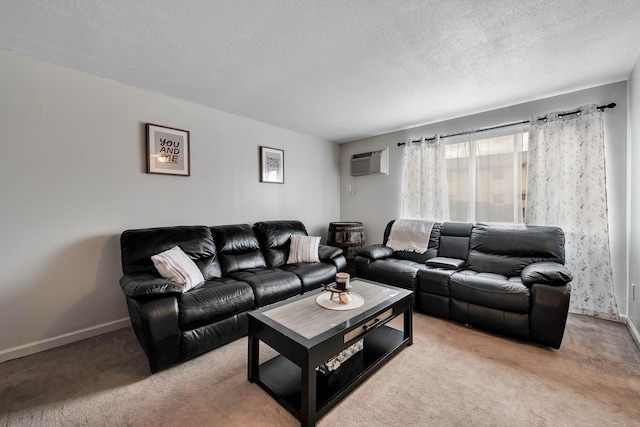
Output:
[{"left": 248, "top": 278, "right": 413, "bottom": 426}]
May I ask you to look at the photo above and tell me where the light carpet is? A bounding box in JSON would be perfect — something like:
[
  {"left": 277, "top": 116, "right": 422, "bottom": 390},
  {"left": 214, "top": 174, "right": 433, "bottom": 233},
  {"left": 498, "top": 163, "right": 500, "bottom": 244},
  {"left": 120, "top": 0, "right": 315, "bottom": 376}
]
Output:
[{"left": 1, "top": 313, "right": 639, "bottom": 426}]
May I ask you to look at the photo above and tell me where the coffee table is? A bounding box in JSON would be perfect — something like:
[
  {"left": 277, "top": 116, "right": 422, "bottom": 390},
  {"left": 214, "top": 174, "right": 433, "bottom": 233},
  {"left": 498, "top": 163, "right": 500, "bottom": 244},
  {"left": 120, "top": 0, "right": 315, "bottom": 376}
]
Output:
[{"left": 248, "top": 278, "right": 413, "bottom": 426}]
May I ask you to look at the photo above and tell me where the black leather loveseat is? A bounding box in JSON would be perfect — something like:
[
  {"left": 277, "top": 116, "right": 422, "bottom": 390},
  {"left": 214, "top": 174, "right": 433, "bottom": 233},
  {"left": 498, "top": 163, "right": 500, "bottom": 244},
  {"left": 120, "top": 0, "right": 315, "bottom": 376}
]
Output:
[
  {"left": 356, "top": 220, "right": 572, "bottom": 349},
  {"left": 119, "top": 220, "right": 346, "bottom": 372}
]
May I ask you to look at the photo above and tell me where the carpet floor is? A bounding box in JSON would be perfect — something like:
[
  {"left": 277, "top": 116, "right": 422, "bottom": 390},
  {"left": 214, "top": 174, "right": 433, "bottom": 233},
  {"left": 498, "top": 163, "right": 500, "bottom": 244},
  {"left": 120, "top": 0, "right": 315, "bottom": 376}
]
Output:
[{"left": 1, "top": 313, "right": 639, "bottom": 426}]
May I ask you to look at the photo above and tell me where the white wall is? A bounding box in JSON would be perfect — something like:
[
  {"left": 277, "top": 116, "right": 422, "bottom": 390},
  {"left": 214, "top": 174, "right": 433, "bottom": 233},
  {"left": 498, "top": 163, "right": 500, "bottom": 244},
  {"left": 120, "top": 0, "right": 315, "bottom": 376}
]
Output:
[
  {"left": 0, "top": 52, "right": 340, "bottom": 360},
  {"left": 340, "top": 82, "right": 629, "bottom": 317},
  {"left": 628, "top": 56, "right": 640, "bottom": 341}
]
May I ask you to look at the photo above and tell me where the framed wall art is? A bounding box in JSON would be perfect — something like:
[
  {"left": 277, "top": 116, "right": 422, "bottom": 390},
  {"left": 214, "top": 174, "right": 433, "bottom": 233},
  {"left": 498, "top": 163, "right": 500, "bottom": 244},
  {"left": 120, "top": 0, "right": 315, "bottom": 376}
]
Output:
[
  {"left": 260, "top": 146, "right": 284, "bottom": 184},
  {"left": 146, "top": 123, "right": 190, "bottom": 176}
]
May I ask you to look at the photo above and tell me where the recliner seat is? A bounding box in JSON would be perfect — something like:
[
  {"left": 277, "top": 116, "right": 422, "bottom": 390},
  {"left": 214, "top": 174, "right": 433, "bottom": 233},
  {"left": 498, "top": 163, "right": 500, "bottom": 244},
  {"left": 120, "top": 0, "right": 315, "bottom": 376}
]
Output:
[
  {"left": 253, "top": 220, "right": 346, "bottom": 292},
  {"left": 356, "top": 222, "right": 442, "bottom": 292},
  {"left": 211, "top": 223, "right": 302, "bottom": 307}
]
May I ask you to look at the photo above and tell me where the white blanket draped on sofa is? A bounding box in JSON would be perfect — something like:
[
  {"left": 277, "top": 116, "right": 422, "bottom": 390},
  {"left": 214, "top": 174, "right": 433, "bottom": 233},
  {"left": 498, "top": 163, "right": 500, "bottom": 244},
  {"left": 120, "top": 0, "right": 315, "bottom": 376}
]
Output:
[{"left": 387, "top": 219, "right": 434, "bottom": 254}]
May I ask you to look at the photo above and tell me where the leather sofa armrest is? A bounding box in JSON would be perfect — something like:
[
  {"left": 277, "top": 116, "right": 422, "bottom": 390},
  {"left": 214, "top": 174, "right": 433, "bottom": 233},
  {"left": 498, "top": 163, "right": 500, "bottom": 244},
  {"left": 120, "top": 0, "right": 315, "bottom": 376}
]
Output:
[
  {"left": 530, "top": 282, "right": 571, "bottom": 349},
  {"left": 426, "top": 256, "right": 465, "bottom": 270},
  {"left": 357, "top": 244, "right": 394, "bottom": 261},
  {"left": 521, "top": 262, "right": 573, "bottom": 287},
  {"left": 318, "top": 244, "right": 343, "bottom": 262},
  {"left": 318, "top": 245, "right": 348, "bottom": 272},
  {"left": 125, "top": 295, "right": 181, "bottom": 372},
  {"left": 120, "top": 274, "right": 183, "bottom": 298}
]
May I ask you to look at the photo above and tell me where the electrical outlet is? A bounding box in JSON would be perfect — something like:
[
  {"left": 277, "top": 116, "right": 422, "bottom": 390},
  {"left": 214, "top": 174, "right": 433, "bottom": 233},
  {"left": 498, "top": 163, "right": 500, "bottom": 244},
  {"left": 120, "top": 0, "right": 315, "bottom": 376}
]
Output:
[{"left": 346, "top": 184, "right": 352, "bottom": 192}]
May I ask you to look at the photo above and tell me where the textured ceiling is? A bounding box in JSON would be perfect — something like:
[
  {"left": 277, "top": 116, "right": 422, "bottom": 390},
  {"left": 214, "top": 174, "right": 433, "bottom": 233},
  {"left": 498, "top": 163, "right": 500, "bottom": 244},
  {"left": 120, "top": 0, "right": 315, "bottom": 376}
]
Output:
[{"left": 2, "top": 1, "right": 640, "bottom": 143}]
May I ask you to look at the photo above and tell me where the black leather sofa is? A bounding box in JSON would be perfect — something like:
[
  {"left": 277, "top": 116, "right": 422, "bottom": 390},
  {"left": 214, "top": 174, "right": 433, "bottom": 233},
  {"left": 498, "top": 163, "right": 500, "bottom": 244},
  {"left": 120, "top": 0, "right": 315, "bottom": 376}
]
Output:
[
  {"left": 119, "top": 220, "right": 346, "bottom": 372},
  {"left": 355, "top": 220, "right": 572, "bottom": 349}
]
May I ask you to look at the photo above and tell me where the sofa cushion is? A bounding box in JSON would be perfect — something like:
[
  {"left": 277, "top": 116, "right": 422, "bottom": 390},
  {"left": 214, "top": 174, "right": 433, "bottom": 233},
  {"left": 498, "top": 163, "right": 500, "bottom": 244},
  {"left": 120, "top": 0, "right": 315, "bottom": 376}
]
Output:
[
  {"left": 253, "top": 220, "right": 309, "bottom": 267},
  {"left": 450, "top": 270, "right": 530, "bottom": 312},
  {"left": 121, "top": 225, "right": 221, "bottom": 279},
  {"left": 438, "top": 222, "right": 473, "bottom": 260},
  {"left": 280, "top": 262, "right": 337, "bottom": 292},
  {"left": 467, "top": 223, "right": 565, "bottom": 277},
  {"left": 287, "top": 235, "right": 320, "bottom": 264},
  {"left": 367, "top": 258, "right": 427, "bottom": 290},
  {"left": 178, "top": 278, "right": 254, "bottom": 330},
  {"left": 210, "top": 224, "right": 267, "bottom": 274},
  {"left": 151, "top": 246, "right": 205, "bottom": 292},
  {"left": 228, "top": 268, "right": 301, "bottom": 308}
]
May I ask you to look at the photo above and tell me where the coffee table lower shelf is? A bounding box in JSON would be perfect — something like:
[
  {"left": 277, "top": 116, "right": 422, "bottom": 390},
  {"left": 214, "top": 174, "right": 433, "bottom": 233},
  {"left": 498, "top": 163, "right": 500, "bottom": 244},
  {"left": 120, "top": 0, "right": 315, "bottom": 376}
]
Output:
[{"left": 254, "top": 325, "right": 407, "bottom": 421}]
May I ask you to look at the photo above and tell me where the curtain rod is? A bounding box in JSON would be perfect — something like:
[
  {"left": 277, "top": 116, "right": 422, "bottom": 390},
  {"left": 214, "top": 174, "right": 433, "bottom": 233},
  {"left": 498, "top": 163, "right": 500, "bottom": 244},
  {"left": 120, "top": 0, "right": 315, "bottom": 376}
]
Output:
[{"left": 397, "top": 103, "right": 616, "bottom": 146}]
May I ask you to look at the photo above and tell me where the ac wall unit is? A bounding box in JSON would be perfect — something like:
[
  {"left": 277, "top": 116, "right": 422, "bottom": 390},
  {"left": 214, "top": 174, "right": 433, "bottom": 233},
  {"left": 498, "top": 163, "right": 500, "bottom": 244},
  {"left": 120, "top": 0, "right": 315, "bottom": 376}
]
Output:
[{"left": 350, "top": 148, "right": 389, "bottom": 176}]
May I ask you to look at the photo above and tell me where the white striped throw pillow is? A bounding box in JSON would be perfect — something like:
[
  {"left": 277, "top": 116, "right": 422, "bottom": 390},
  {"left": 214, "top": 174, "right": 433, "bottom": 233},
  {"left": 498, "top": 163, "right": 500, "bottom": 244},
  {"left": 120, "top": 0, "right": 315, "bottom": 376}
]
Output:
[
  {"left": 151, "top": 246, "right": 205, "bottom": 292},
  {"left": 287, "top": 235, "right": 321, "bottom": 264}
]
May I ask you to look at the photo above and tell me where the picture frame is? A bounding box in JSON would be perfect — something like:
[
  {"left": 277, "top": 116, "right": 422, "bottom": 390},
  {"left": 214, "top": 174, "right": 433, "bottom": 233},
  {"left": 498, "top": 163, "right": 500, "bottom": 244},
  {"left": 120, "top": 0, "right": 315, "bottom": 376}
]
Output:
[
  {"left": 260, "top": 146, "right": 284, "bottom": 184},
  {"left": 146, "top": 123, "right": 190, "bottom": 176}
]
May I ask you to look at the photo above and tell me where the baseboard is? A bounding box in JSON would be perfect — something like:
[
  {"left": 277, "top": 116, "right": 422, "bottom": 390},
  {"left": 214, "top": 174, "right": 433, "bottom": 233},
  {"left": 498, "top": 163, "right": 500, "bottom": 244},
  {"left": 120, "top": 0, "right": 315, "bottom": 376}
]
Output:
[
  {"left": 626, "top": 316, "right": 640, "bottom": 351},
  {"left": 0, "top": 318, "right": 131, "bottom": 364}
]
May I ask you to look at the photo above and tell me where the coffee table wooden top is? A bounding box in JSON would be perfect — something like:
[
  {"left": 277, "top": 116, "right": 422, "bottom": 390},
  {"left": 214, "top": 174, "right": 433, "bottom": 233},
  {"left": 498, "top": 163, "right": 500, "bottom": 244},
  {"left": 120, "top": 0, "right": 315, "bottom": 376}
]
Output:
[{"left": 260, "top": 279, "right": 405, "bottom": 339}]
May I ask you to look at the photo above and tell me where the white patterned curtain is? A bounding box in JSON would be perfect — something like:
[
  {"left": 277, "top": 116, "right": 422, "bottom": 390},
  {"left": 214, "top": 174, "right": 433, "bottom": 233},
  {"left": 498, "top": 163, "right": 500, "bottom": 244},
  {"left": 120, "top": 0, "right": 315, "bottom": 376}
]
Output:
[
  {"left": 401, "top": 135, "right": 449, "bottom": 220},
  {"left": 525, "top": 104, "right": 619, "bottom": 320}
]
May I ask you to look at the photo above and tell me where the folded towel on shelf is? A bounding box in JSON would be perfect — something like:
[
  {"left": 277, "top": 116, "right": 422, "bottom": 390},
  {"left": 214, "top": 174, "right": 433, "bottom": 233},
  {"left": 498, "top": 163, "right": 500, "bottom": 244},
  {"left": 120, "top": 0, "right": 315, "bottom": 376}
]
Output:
[{"left": 387, "top": 219, "right": 435, "bottom": 254}]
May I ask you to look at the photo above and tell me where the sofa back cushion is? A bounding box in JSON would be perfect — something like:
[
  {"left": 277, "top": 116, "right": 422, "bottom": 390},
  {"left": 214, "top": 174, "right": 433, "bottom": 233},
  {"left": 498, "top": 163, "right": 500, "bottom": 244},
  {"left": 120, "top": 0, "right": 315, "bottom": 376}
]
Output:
[
  {"left": 467, "top": 223, "right": 565, "bottom": 277},
  {"left": 382, "top": 220, "right": 441, "bottom": 263},
  {"left": 210, "top": 224, "right": 267, "bottom": 274},
  {"left": 438, "top": 222, "right": 473, "bottom": 260},
  {"left": 253, "top": 220, "right": 308, "bottom": 267},
  {"left": 120, "top": 226, "right": 221, "bottom": 279}
]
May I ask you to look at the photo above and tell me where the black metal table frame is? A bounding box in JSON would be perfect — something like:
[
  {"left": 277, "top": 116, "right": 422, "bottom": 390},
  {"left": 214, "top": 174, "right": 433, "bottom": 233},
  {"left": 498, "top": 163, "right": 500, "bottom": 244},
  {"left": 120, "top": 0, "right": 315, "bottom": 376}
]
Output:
[{"left": 248, "top": 279, "right": 413, "bottom": 426}]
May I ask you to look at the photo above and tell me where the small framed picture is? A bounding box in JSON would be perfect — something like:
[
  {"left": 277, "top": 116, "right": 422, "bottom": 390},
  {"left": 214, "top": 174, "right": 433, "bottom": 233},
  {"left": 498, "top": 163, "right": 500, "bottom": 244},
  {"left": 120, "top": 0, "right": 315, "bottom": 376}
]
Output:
[
  {"left": 146, "top": 123, "right": 190, "bottom": 176},
  {"left": 260, "top": 146, "right": 284, "bottom": 184}
]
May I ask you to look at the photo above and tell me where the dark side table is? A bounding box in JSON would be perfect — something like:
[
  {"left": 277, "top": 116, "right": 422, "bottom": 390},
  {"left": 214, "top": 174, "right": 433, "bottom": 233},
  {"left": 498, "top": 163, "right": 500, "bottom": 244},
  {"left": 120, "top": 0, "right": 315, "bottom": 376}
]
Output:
[{"left": 327, "top": 221, "right": 364, "bottom": 275}]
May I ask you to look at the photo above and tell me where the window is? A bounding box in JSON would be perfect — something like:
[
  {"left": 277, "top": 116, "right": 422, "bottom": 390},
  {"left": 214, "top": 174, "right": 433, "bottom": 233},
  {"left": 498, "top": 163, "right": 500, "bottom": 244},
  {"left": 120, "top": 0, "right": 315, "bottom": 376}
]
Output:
[{"left": 444, "top": 126, "right": 528, "bottom": 223}]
